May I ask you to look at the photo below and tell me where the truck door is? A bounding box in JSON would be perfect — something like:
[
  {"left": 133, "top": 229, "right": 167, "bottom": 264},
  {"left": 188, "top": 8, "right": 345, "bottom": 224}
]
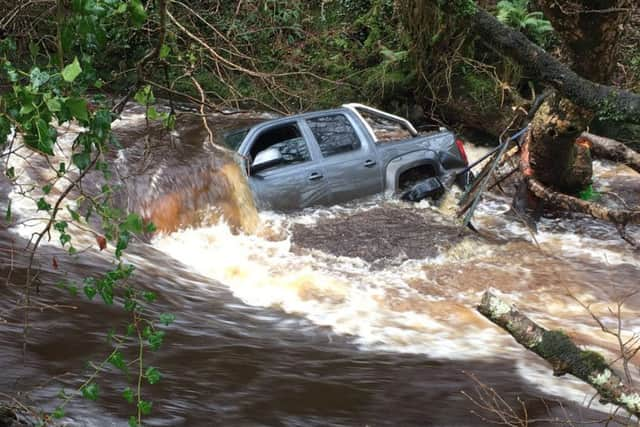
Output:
[
  {"left": 244, "top": 120, "right": 330, "bottom": 211},
  {"left": 304, "top": 113, "right": 383, "bottom": 204}
]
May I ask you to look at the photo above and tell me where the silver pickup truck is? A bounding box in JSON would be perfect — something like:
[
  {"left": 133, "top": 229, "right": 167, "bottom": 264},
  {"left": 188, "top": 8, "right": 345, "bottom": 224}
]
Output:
[{"left": 223, "top": 104, "right": 471, "bottom": 211}]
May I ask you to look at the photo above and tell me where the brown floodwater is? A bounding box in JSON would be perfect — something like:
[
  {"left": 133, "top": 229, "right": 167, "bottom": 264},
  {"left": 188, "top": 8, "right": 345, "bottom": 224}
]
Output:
[{"left": 1, "top": 105, "right": 639, "bottom": 426}]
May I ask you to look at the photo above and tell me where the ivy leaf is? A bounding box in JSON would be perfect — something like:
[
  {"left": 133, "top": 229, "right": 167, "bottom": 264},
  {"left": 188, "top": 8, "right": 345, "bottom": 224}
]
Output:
[
  {"left": 36, "top": 197, "right": 51, "bottom": 211},
  {"left": 145, "top": 366, "right": 161, "bottom": 385},
  {"left": 67, "top": 206, "right": 80, "bottom": 221},
  {"left": 147, "top": 330, "right": 165, "bottom": 351},
  {"left": 143, "top": 291, "right": 156, "bottom": 303},
  {"left": 72, "top": 151, "right": 91, "bottom": 170},
  {"left": 30, "top": 67, "right": 50, "bottom": 89},
  {"left": 159, "top": 313, "right": 175, "bottom": 326},
  {"left": 66, "top": 97, "right": 89, "bottom": 122},
  {"left": 81, "top": 382, "right": 99, "bottom": 401},
  {"left": 84, "top": 284, "right": 97, "bottom": 300},
  {"left": 42, "top": 184, "right": 52, "bottom": 195},
  {"left": 122, "top": 387, "right": 134, "bottom": 404},
  {"left": 121, "top": 213, "right": 143, "bottom": 233},
  {"left": 62, "top": 57, "right": 82, "bottom": 82},
  {"left": 52, "top": 406, "right": 65, "bottom": 419},
  {"left": 108, "top": 351, "right": 127, "bottom": 371},
  {"left": 137, "top": 400, "right": 152, "bottom": 415},
  {"left": 46, "top": 97, "right": 62, "bottom": 112}
]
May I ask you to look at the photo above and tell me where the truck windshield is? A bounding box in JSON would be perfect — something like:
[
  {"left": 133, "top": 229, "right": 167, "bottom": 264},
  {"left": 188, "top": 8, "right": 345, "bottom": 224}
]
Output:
[{"left": 222, "top": 128, "right": 250, "bottom": 151}]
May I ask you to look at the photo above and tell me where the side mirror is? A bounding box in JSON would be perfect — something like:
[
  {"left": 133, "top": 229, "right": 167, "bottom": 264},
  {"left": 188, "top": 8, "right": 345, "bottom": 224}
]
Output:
[{"left": 251, "top": 147, "right": 283, "bottom": 173}]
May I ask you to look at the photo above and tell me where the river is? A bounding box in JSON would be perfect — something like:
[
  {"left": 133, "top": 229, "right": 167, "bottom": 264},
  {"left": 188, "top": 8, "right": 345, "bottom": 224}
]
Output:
[{"left": 1, "top": 105, "right": 639, "bottom": 426}]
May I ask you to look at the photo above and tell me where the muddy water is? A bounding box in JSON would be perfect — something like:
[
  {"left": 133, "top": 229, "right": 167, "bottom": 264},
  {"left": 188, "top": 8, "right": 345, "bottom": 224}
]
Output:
[{"left": 1, "top": 106, "right": 639, "bottom": 426}]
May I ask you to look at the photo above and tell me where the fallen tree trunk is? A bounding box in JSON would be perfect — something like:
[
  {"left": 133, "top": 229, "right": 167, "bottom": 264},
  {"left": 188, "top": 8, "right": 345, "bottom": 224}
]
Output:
[
  {"left": 582, "top": 132, "right": 640, "bottom": 174},
  {"left": 477, "top": 291, "right": 640, "bottom": 417},
  {"left": 425, "top": 3, "right": 640, "bottom": 124}
]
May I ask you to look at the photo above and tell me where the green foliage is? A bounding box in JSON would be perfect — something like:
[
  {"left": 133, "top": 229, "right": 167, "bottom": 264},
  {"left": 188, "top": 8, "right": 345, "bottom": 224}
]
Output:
[
  {"left": 578, "top": 184, "right": 599, "bottom": 201},
  {"left": 496, "top": 0, "right": 553, "bottom": 45},
  {"left": 0, "top": 2, "right": 176, "bottom": 424}
]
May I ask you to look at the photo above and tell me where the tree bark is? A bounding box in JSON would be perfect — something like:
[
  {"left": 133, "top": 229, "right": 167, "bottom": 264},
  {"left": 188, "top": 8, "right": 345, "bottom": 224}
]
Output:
[
  {"left": 527, "top": 94, "right": 593, "bottom": 192},
  {"left": 426, "top": 3, "right": 640, "bottom": 124},
  {"left": 532, "top": 0, "right": 632, "bottom": 84},
  {"left": 478, "top": 291, "right": 640, "bottom": 417}
]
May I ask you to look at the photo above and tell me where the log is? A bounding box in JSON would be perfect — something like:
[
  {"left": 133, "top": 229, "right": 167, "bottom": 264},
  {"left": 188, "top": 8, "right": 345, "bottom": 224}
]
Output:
[
  {"left": 582, "top": 132, "right": 640, "bottom": 174},
  {"left": 478, "top": 291, "right": 640, "bottom": 417},
  {"left": 425, "top": 3, "right": 640, "bottom": 124}
]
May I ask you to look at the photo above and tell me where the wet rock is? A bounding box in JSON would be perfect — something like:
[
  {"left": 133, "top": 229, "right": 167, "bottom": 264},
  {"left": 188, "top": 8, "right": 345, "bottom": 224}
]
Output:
[{"left": 291, "top": 206, "right": 474, "bottom": 266}]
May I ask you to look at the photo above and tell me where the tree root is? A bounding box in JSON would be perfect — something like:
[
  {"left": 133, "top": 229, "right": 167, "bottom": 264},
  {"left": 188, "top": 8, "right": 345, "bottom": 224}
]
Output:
[
  {"left": 478, "top": 291, "right": 640, "bottom": 418},
  {"left": 520, "top": 138, "right": 640, "bottom": 226}
]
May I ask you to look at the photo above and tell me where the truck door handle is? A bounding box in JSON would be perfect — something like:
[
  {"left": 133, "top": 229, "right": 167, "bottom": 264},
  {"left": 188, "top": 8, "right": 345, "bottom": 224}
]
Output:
[
  {"left": 308, "top": 172, "right": 323, "bottom": 181},
  {"left": 364, "top": 160, "right": 377, "bottom": 168}
]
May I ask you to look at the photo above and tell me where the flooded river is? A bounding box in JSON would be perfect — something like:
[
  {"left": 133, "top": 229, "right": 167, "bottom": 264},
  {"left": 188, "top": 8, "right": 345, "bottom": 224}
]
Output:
[{"left": 1, "top": 105, "right": 639, "bottom": 426}]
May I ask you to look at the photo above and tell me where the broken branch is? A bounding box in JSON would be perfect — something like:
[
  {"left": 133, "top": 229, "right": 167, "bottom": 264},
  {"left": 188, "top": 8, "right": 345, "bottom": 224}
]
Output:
[{"left": 478, "top": 291, "right": 640, "bottom": 417}]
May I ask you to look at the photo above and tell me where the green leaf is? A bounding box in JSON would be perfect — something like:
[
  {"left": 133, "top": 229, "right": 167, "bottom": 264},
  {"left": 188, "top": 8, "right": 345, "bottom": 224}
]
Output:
[
  {"left": 72, "top": 151, "right": 91, "bottom": 170},
  {"left": 122, "top": 387, "right": 135, "bottom": 404},
  {"left": 36, "top": 197, "right": 51, "bottom": 211},
  {"left": 46, "top": 97, "right": 62, "bottom": 113},
  {"left": 52, "top": 406, "right": 65, "bottom": 419},
  {"left": 147, "top": 106, "right": 159, "bottom": 120},
  {"left": 137, "top": 400, "right": 152, "bottom": 415},
  {"left": 67, "top": 206, "right": 80, "bottom": 221},
  {"left": 42, "top": 184, "right": 52, "bottom": 195},
  {"left": 145, "top": 366, "right": 161, "bottom": 385},
  {"left": 66, "top": 97, "right": 89, "bottom": 122},
  {"left": 30, "top": 67, "right": 50, "bottom": 89},
  {"left": 5, "top": 200, "right": 12, "bottom": 222},
  {"left": 108, "top": 351, "right": 127, "bottom": 371},
  {"left": 121, "top": 213, "right": 143, "bottom": 233},
  {"left": 126, "top": 323, "right": 136, "bottom": 336},
  {"left": 159, "top": 313, "right": 175, "bottom": 326},
  {"left": 144, "top": 222, "right": 157, "bottom": 233},
  {"left": 84, "top": 284, "right": 97, "bottom": 300},
  {"left": 134, "top": 85, "right": 154, "bottom": 106},
  {"left": 147, "top": 330, "right": 165, "bottom": 351},
  {"left": 128, "top": 0, "right": 148, "bottom": 28},
  {"left": 128, "top": 416, "right": 139, "bottom": 427},
  {"left": 5, "top": 167, "right": 15, "bottom": 180},
  {"left": 54, "top": 221, "right": 68, "bottom": 233},
  {"left": 81, "top": 382, "right": 99, "bottom": 401},
  {"left": 159, "top": 44, "right": 170, "bottom": 59},
  {"left": 143, "top": 291, "right": 156, "bottom": 303},
  {"left": 62, "top": 57, "right": 83, "bottom": 82}
]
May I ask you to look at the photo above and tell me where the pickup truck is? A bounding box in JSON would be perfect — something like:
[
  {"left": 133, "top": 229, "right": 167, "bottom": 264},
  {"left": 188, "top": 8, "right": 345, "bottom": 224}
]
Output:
[{"left": 222, "top": 104, "right": 471, "bottom": 211}]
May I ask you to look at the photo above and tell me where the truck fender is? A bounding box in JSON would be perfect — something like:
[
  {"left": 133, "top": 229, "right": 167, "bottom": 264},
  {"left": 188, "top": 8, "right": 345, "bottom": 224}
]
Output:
[{"left": 384, "top": 150, "right": 444, "bottom": 195}]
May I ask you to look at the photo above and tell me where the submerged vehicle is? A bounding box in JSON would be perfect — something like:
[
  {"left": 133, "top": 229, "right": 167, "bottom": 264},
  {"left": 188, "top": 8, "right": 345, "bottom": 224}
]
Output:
[{"left": 223, "top": 103, "right": 471, "bottom": 211}]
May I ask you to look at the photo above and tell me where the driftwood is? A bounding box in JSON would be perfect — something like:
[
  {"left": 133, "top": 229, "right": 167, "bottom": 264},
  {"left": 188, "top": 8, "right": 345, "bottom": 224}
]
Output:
[
  {"left": 478, "top": 291, "right": 640, "bottom": 417},
  {"left": 582, "top": 132, "right": 640, "bottom": 174}
]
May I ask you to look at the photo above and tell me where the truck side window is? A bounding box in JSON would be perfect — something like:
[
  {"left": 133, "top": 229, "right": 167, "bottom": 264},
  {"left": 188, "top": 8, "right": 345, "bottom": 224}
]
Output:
[
  {"left": 307, "top": 114, "right": 361, "bottom": 157},
  {"left": 250, "top": 123, "right": 311, "bottom": 167}
]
